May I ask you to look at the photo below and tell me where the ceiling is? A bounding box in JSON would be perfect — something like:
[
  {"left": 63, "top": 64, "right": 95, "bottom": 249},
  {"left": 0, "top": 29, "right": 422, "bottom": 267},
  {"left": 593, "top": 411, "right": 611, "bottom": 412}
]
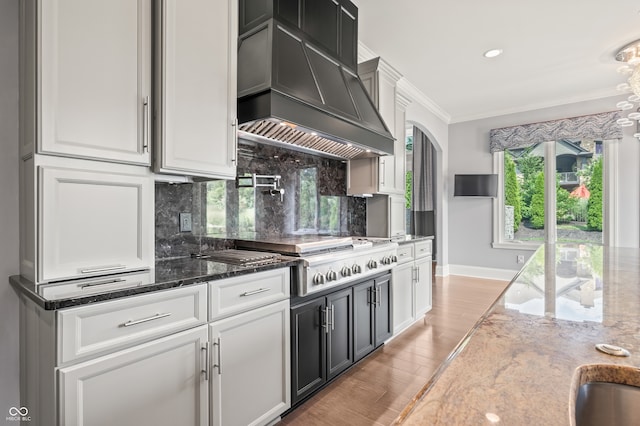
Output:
[{"left": 355, "top": 0, "right": 640, "bottom": 123}]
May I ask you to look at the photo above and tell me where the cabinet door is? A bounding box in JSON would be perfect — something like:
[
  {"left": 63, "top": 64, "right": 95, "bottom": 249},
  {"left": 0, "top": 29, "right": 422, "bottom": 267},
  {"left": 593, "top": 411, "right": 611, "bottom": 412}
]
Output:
[
  {"left": 414, "top": 256, "right": 432, "bottom": 317},
  {"left": 39, "top": 0, "right": 151, "bottom": 165},
  {"left": 291, "top": 298, "right": 326, "bottom": 405},
  {"left": 353, "top": 280, "right": 374, "bottom": 362},
  {"left": 390, "top": 194, "right": 407, "bottom": 238},
  {"left": 58, "top": 326, "right": 208, "bottom": 426},
  {"left": 155, "top": 0, "right": 237, "bottom": 179},
  {"left": 210, "top": 300, "right": 290, "bottom": 426},
  {"left": 392, "top": 262, "right": 415, "bottom": 334},
  {"left": 39, "top": 161, "right": 153, "bottom": 283},
  {"left": 379, "top": 156, "right": 397, "bottom": 194},
  {"left": 326, "top": 288, "right": 353, "bottom": 379},
  {"left": 374, "top": 275, "right": 393, "bottom": 345}
]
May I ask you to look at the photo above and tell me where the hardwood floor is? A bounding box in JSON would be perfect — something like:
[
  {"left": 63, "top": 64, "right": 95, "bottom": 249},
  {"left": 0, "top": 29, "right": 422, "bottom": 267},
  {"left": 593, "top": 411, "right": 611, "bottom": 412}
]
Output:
[{"left": 280, "top": 275, "right": 509, "bottom": 426}]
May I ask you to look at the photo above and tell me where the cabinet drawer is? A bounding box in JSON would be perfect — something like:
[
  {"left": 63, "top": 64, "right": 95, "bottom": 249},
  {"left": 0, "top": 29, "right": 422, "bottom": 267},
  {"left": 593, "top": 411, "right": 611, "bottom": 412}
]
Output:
[
  {"left": 209, "top": 268, "right": 290, "bottom": 321},
  {"left": 396, "top": 244, "right": 414, "bottom": 264},
  {"left": 40, "top": 270, "right": 153, "bottom": 301},
  {"left": 58, "top": 284, "right": 207, "bottom": 365},
  {"left": 415, "top": 240, "right": 432, "bottom": 259}
]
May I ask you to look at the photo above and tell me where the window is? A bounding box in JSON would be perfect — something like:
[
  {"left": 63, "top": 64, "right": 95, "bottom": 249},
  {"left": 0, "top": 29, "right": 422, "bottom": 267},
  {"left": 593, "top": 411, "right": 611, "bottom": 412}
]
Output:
[
  {"left": 298, "top": 168, "right": 318, "bottom": 230},
  {"left": 206, "top": 181, "right": 255, "bottom": 235},
  {"left": 297, "top": 167, "right": 340, "bottom": 234},
  {"left": 494, "top": 140, "right": 603, "bottom": 248}
]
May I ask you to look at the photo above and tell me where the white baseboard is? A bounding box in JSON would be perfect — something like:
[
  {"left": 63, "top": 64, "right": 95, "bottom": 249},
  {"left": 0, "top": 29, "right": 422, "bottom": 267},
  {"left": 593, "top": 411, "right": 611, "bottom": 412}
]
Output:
[
  {"left": 443, "top": 264, "right": 518, "bottom": 282},
  {"left": 435, "top": 264, "right": 449, "bottom": 277}
]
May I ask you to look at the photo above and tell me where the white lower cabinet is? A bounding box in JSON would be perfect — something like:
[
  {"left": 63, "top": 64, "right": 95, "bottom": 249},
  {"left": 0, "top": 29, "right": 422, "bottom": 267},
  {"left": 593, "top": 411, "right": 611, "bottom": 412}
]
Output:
[
  {"left": 414, "top": 255, "right": 432, "bottom": 317},
  {"left": 392, "top": 240, "right": 432, "bottom": 335},
  {"left": 20, "top": 270, "right": 291, "bottom": 426},
  {"left": 392, "top": 261, "right": 415, "bottom": 333},
  {"left": 209, "top": 299, "right": 291, "bottom": 426},
  {"left": 59, "top": 325, "right": 209, "bottom": 426}
]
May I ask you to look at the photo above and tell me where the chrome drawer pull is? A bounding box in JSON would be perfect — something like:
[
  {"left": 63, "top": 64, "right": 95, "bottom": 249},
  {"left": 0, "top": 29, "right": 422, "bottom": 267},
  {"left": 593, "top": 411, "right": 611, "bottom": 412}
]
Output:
[
  {"left": 78, "top": 278, "right": 126, "bottom": 289},
  {"left": 80, "top": 265, "right": 126, "bottom": 274},
  {"left": 201, "top": 343, "right": 209, "bottom": 381},
  {"left": 240, "top": 288, "right": 270, "bottom": 297},
  {"left": 121, "top": 312, "right": 171, "bottom": 328},
  {"left": 213, "top": 338, "right": 222, "bottom": 375}
]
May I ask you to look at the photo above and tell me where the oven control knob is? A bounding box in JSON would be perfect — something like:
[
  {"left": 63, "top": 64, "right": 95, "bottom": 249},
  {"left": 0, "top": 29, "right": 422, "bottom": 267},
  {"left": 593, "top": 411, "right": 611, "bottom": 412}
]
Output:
[
  {"left": 327, "top": 270, "right": 338, "bottom": 281},
  {"left": 351, "top": 264, "right": 362, "bottom": 274},
  {"left": 313, "top": 273, "right": 326, "bottom": 285},
  {"left": 381, "top": 256, "right": 391, "bottom": 265},
  {"left": 391, "top": 255, "right": 398, "bottom": 263},
  {"left": 368, "top": 259, "right": 378, "bottom": 269},
  {"left": 341, "top": 266, "right": 352, "bottom": 277}
]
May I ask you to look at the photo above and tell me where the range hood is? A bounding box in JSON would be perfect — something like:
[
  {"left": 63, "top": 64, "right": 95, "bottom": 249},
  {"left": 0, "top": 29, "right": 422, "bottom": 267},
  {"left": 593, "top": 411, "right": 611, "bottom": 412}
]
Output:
[{"left": 237, "top": 0, "right": 395, "bottom": 160}]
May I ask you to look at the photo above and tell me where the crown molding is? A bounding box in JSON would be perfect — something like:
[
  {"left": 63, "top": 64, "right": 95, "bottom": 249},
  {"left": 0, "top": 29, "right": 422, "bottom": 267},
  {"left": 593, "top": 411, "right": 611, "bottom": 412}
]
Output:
[{"left": 396, "top": 78, "right": 451, "bottom": 124}]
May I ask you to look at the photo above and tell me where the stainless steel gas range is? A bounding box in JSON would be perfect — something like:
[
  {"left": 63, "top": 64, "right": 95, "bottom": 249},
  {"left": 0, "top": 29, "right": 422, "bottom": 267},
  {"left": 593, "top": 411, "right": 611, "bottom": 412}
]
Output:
[{"left": 235, "top": 235, "right": 399, "bottom": 298}]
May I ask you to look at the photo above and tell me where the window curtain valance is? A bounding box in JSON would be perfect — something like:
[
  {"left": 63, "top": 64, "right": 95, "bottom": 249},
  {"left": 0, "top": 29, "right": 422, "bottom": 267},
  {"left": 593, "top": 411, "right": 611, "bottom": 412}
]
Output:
[{"left": 489, "top": 111, "right": 622, "bottom": 153}]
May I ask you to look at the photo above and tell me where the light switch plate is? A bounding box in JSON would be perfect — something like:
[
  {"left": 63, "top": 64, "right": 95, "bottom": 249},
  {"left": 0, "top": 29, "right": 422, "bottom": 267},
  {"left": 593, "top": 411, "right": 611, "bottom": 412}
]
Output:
[{"left": 179, "top": 212, "right": 192, "bottom": 232}]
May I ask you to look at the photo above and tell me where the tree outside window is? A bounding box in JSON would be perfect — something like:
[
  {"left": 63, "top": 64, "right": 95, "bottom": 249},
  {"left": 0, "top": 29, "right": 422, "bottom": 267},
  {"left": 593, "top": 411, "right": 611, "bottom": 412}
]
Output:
[{"left": 500, "top": 140, "right": 602, "bottom": 245}]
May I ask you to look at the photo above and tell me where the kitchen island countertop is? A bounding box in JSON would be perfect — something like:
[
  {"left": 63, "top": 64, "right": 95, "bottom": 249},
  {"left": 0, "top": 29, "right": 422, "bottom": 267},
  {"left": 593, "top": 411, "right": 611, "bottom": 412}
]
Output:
[{"left": 399, "top": 243, "right": 640, "bottom": 425}]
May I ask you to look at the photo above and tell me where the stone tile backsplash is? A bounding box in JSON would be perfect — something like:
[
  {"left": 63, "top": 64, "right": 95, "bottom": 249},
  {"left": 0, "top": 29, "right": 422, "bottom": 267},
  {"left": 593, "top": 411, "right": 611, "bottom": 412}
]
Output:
[{"left": 155, "top": 140, "right": 367, "bottom": 258}]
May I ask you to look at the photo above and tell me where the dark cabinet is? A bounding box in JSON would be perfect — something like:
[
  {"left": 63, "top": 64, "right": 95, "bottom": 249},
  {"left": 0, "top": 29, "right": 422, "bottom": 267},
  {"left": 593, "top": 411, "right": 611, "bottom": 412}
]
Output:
[
  {"left": 326, "top": 288, "right": 353, "bottom": 379},
  {"left": 354, "top": 274, "right": 393, "bottom": 362},
  {"left": 353, "top": 280, "right": 375, "bottom": 361},
  {"left": 374, "top": 275, "right": 393, "bottom": 345},
  {"left": 291, "top": 273, "right": 391, "bottom": 406},
  {"left": 290, "top": 288, "right": 352, "bottom": 404},
  {"left": 291, "top": 297, "right": 326, "bottom": 404}
]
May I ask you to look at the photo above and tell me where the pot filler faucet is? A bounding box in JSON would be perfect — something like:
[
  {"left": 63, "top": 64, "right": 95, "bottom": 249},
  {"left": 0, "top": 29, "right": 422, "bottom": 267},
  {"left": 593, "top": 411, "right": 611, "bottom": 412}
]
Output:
[{"left": 236, "top": 173, "right": 285, "bottom": 202}]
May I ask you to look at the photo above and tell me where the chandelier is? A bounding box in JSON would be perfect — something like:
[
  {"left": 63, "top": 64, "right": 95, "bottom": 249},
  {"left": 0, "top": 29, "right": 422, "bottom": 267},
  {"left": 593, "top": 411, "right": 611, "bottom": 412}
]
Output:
[{"left": 615, "top": 39, "right": 640, "bottom": 137}]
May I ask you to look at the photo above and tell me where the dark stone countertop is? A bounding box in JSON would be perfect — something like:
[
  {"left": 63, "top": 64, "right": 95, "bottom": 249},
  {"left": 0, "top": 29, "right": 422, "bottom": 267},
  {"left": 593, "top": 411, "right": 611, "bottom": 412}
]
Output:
[
  {"left": 10, "top": 256, "right": 300, "bottom": 310},
  {"left": 399, "top": 243, "right": 640, "bottom": 425}
]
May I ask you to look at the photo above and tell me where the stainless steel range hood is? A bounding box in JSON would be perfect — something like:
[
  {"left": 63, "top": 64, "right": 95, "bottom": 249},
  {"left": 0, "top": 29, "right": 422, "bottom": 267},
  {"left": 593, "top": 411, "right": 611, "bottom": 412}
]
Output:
[{"left": 237, "top": 0, "right": 395, "bottom": 160}]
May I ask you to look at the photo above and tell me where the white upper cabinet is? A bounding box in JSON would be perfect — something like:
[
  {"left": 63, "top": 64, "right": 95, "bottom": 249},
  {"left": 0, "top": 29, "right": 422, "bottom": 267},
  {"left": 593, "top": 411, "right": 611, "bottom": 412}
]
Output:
[
  {"left": 154, "top": 0, "right": 238, "bottom": 179},
  {"left": 36, "top": 156, "right": 154, "bottom": 283},
  {"left": 25, "top": 0, "right": 152, "bottom": 165},
  {"left": 347, "top": 57, "right": 404, "bottom": 195}
]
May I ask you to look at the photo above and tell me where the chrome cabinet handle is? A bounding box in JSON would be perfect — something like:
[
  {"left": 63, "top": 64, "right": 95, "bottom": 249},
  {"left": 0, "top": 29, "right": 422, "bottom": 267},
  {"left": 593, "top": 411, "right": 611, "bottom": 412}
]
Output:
[
  {"left": 121, "top": 312, "right": 171, "bottom": 328},
  {"left": 379, "top": 159, "right": 385, "bottom": 186},
  {"left": 78, "top": 278, "right": 126, "bottom": 289},
  {"left": 376, "top": 287, "right": 381, "bottom": 307},
  {"left": 417, "top": 266, "right": 420, "bottom": 282},
  {"left": 322, "top": 307, "right": 329, "bottom": 334},
  {"left": 330, "top": 304, "right": 335, "bottom": 331},
  {"left": 80, "top": 265, "right": 126, "bottom": 274},
  {"left": 201, "top": 343, "right": 209, "bottom": 381},
  {"left": 213, "top": 338, "right": 222, "bottom": 375},
  {"left": 231, "top": 119, "right": 238, "bottom": 164},
  {"left": 240, "top": 288, "right": 270, "bottom": 297},
  {"left": 143, "top": 96, "right": 149, "bottom": 153}
]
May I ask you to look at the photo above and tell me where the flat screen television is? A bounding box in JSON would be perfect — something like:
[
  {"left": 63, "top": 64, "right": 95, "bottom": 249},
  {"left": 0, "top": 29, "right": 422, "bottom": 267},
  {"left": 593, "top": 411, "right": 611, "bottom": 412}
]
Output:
[{"left": 454, "top": 174, "right": 498, "bottom": 197}]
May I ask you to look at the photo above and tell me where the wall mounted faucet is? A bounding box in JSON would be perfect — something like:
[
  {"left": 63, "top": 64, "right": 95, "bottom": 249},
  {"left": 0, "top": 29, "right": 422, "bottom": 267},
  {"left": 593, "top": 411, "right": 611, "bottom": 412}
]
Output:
[{"left": 236, "top": 173, "right": 285, "bottom": 202}]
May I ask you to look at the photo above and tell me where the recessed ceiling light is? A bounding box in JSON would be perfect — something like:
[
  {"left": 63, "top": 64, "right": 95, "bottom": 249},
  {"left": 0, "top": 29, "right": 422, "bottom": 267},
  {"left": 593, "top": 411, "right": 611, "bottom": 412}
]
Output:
[{"left": 484, "top": 49, "right": 503, "bottom": 58}]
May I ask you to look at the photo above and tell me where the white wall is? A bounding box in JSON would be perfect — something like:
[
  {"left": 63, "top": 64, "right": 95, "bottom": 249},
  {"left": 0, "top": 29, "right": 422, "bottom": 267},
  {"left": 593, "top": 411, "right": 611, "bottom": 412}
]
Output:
[
  {"left": 448, "top": 96, "right": 640, "bottom": 273},
  {"left": 0, "top": 0, "right": 21, "bottom": 413}
]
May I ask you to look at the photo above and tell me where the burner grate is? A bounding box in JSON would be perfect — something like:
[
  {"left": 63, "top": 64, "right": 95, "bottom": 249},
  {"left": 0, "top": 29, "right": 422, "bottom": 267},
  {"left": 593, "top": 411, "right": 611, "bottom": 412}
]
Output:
[{"left": 204, "top": 249, "right": 282, "bottom": 267}]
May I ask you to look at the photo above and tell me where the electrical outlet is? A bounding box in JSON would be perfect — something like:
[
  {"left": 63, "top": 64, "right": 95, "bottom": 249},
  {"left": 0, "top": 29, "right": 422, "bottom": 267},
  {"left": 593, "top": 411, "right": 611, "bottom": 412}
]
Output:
[
  {"left": 516, "top": 255, "right": 525, "bottom": 264},
  {"left": 179, "top": 212, "right": 192, "bottom": 232}
]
